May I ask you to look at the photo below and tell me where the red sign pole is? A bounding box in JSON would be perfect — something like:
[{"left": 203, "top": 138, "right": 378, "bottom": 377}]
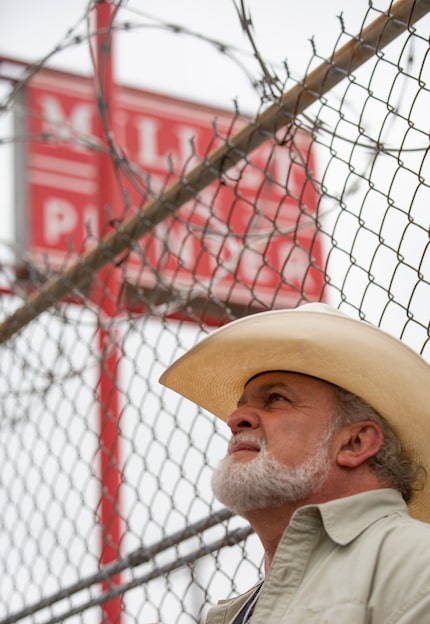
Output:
[{"left": 95, "top": 3, "right": 123, "bottom": 622}]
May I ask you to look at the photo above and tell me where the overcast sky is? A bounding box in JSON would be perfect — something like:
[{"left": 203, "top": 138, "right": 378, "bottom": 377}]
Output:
[{"left": 0, "top": 0, "right": 385, "bottom": 107}]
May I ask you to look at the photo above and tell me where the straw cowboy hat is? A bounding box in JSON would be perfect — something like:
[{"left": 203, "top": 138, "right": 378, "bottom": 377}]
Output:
[{"left": 159, "top": 302, "right": 430, "bottom": 523}]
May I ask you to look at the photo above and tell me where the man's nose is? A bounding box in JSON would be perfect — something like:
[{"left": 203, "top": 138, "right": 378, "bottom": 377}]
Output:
[{"left": 227, "top": 406, "right": 260, "bottom": 433}]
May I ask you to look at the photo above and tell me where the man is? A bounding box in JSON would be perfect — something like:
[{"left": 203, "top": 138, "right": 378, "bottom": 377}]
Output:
[{"left": 159, "top": 303, "right": 430, "bottom": 623}]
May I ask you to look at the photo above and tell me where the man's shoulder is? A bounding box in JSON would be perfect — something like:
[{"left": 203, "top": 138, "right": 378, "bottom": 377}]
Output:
[
  {"left": 365, "top": 515, "right": 430, "bottom": 622},
  {"left": 375, "top": 512, "right": 430, "bottom": 552}
]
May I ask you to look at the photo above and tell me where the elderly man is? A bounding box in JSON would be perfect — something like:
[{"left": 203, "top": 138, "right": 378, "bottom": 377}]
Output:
[{"left": 160, "top": 303, "right": 430, "bottom": 623}]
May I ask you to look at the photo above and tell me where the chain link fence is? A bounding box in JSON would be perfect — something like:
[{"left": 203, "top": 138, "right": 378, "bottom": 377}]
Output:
[{"left": 0, "top": 0, "right": 429, "bottom": 622}]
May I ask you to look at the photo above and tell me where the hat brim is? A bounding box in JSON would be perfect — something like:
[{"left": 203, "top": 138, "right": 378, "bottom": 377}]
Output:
[{"left": 159, "top": 303, "right": 430, "bottom": 523}]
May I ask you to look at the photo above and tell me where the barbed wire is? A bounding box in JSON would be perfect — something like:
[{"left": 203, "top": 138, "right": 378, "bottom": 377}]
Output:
[{"left": 2, "top": 0, "right": 426, "bottom": 344}]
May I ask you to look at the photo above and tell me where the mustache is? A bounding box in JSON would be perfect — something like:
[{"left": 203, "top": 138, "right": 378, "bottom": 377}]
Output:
[{"left": 228, "top": 433, "right": 264, "bottom": 454}]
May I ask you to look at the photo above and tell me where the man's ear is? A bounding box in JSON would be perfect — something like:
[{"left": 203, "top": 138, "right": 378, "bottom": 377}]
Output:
[{"left": 335, "top": 421, "right": 384, "bottom": 468}]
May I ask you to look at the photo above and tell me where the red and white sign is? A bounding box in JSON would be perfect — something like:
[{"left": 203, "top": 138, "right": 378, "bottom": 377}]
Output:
[{"left": 16, "top": 67, "right": 324, "bottom": 310}]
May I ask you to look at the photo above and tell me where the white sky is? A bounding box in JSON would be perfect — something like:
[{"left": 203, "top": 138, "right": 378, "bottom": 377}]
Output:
[{"left": 0, "top": 0, "right": 381, "bottom": 105}]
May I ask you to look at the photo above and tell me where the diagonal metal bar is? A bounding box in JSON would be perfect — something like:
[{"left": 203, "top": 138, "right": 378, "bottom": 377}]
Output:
[
  {"left": 0, "top": 508, "right": 237, "bottom": 624},
  {"left": 0, "top": 0, "right": 429, "bottom": 344},
  {"left": 38, "top": 525, "right": 255, "bottom": 624}
]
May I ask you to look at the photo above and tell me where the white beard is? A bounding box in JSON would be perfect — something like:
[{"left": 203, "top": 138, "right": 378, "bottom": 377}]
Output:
[{"left": 211, "top": 433, "right": 332, "bottom": 515}]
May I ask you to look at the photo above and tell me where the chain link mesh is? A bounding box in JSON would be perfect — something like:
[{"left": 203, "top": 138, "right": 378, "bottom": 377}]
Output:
[{"left": 0, "top": 1, "right": 429, "bottom": 623}]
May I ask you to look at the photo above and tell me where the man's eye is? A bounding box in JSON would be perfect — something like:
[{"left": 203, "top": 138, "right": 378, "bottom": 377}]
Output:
[{"left": 267, "top": 393, "right": 287, "bottom": 403}]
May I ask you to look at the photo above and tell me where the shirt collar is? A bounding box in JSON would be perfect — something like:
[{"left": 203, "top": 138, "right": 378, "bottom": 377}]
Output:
[{"left": 291, "top": 489, "right": 408, "bottom": 546}]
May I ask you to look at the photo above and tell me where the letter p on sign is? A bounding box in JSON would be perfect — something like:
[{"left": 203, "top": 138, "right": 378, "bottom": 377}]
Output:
[{"left": 44, "top": 198, "right": 78, "bottom": 244}]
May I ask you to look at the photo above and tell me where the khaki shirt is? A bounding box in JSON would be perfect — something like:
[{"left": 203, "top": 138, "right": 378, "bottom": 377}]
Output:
[{"left": 206, "top": 489, "right": 430, "bottom": 624}]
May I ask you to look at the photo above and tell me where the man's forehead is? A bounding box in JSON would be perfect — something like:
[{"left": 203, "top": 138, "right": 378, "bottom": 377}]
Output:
[
  {"left": 244, "top": 370, "right": 324, "bottom": 388},
  {"left": 239, "top": 376, "right": 292, "bottom": 400},
  {"left": 241, "top": 371, "right": 329, "bottom": 396}
]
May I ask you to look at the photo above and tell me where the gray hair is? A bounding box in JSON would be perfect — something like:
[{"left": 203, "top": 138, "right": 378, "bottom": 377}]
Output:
[{"left": 329, "top": 384, "right": 425, "bottom": 503}]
